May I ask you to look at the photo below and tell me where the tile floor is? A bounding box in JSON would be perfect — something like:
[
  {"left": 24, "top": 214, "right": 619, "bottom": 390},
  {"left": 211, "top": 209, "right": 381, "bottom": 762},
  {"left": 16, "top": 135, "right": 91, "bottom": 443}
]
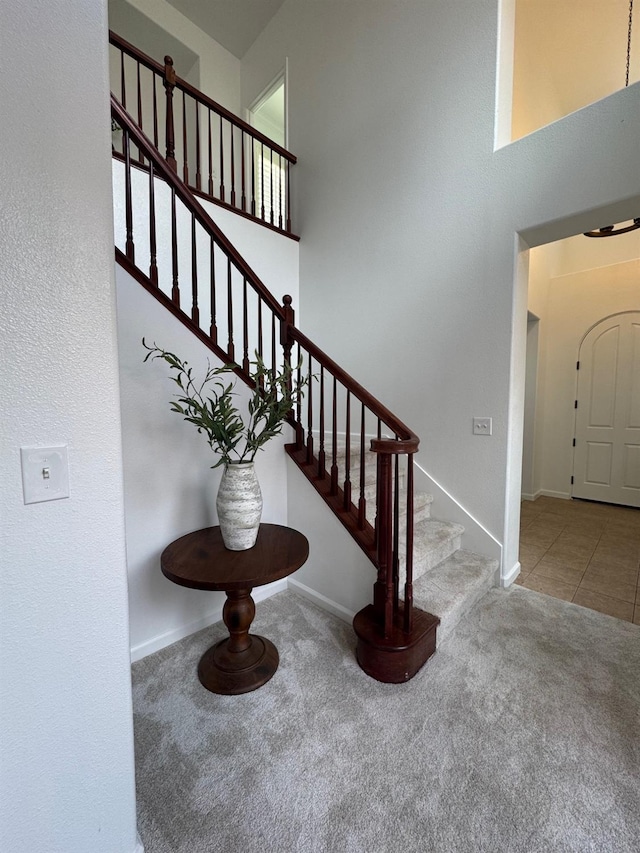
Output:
[{"left": 517, "top": 496, "right": 640, "bottom": 625}]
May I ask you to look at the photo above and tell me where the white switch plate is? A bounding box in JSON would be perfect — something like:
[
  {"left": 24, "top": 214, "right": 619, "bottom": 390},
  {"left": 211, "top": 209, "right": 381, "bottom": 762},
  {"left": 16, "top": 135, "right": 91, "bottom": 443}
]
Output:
[
  {"left": 21, "top": 446, "right": 70, "bottom": 504},
  {"left": 473, "top": 417, "right": 492, "bottom": 436}
]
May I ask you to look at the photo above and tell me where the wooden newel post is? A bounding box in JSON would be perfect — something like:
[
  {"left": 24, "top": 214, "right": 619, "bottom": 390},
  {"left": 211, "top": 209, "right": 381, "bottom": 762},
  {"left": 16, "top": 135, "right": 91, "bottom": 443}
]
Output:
[
  {"left": 281, "top": 295, "right": 300, "bottom": 438},
  {"left": 280, "top": 295, "right": 295, "bottom": 361},
  {"left": 163, "top": 55, "right": 177, "bottom": 172},
  {"left": 373, "top": 451, "right": 394, "bottom": 638}
]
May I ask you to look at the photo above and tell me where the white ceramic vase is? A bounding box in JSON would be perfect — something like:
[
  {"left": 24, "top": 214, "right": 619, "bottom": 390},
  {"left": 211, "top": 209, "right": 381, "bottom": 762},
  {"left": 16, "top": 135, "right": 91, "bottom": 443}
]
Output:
[{"left": 216, "top": 462, "right": 263, "bottom": 550}]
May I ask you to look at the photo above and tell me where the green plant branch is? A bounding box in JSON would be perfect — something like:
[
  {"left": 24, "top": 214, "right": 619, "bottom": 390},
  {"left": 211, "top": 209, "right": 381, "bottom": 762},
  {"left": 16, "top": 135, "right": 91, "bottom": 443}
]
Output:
[{"left": 143, "top": 339, "right": 308, "bottom": 467}]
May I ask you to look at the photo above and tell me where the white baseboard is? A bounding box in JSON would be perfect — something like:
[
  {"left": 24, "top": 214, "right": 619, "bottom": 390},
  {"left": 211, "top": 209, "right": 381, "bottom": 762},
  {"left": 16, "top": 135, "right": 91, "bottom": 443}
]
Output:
[
  {"left": 538, "top": 489, "right": 571, "bottom": 500},
  {"left": 287, "top": 578, "right": 356, "bottom": 624},
  {"left": 130, "top": 579, "right": 288, "bottom": 662},
  {"left": 502, "top": 560, "right": 521, "bottom": 588},
  {"left": 522, "top": 489, "right": 572, "bottom": 502}
]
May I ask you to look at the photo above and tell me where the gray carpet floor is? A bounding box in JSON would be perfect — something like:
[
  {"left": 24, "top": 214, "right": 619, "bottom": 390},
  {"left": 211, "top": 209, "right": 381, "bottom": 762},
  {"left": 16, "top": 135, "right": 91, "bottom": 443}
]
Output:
[{"left": 132, "top": 587, "right": 640, "bottom": 852}]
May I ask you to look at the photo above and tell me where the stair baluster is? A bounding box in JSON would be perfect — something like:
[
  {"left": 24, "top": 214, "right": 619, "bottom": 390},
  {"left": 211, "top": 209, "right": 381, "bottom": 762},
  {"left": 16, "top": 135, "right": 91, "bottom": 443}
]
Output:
[
  {"left": 163, "top": 56, "right": 177, "bottom": 172},
  {"left": 149, "top": 162, "right": 158, "bottom": 286}
]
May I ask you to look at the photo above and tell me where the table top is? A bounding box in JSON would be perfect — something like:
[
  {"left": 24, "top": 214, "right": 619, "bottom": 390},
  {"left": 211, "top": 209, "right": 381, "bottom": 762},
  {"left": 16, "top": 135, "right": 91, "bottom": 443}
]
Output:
[{"left": 161, "top": 523, "right": 309, "bottom": 591}]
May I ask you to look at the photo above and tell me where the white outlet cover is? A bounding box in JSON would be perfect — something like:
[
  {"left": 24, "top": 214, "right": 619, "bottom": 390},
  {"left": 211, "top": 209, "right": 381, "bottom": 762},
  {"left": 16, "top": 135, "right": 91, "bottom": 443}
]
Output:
[
  {"left": 21, "top": 445, "right": 70, "bottom": 504},
  {"left": 473, "top": 417, "right": 493, "bottom": 436}
]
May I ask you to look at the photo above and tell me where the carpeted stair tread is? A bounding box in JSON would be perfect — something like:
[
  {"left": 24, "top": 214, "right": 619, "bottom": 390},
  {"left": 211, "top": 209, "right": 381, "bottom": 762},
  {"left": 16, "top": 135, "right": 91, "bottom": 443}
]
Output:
[
  {"left": 405, "top": 518, "right": 465, "bottom": 581},
  {"left": 363, "top": 488, "right": 432, "bottom": 526},
  {"left": 412, "top": 549, "right": 498, "bottom": 645}
]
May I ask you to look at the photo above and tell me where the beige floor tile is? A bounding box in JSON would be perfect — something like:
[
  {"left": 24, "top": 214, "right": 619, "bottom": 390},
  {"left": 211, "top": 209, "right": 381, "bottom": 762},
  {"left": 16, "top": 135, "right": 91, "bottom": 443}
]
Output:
[
  {"left": 531, "top": 558, "right": 585, "bottom": 585},
  {"left": 519, "top": 497, "right": 640, "bottom": 618},
  {"left": 591, "top": 544, "right": 639, "bottom": 569},
  {"left": 540, "top": 547, "right": 591, "bottom": 572},
  {"left": 604, "top": 506, "right": 640, "bottom": 522},
  {"left": 520, "top": 556, "right": 543, "bottom": 573},
  {"left": 520, "top": 528, "right": 561, "bottom": 549},
  {"left": 572, "top": 589, "right": 634, "bottom": 622},
  {"left": 520, "top": 574, "right": 577, "bottom": 602},
  {"left": 533, "top": 512, "right": 567, "bottom": 531},
  {"left": 559, "top": 520, "right": 604, "bottom": 540},
  {"left": 532, "top": 497, "right": 570, "bottom": 514},
  {"left": 603, "top": 523, "right": 640, "bottom": 542},
  {"left": 583, "top": 560, "right": 639, "bottom": 588},
  {"left": 578, "top": 573, "right": 637, "bottom": 603},
  {"left": 519, "top": 544, "right": 546, "bottom": 572},
  {"left": 550, "top": 533, "right": 598, "bottom": 555},
  {"left": 634, "top": 606, "right": 640, "bottom": 625}
]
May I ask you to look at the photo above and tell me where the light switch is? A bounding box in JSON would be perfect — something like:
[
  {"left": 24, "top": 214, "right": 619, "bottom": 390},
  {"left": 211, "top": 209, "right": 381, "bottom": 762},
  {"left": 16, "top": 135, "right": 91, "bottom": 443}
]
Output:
[{"left": 21, "top": 446, "right": 70, "bottom": 504}]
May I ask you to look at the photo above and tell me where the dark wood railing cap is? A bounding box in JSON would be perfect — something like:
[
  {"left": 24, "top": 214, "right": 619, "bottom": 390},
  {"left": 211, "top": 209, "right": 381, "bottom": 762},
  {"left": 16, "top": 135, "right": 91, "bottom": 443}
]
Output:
[
  {"left": 164, "top": 56, "right": 176, "bottom": 85},
  {"left": 370, "top": 437, "right": 419, "bottom": 455}
]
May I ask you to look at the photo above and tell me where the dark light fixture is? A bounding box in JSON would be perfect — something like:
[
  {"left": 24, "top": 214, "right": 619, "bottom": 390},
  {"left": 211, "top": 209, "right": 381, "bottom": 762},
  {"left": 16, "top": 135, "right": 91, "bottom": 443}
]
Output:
[{"left": 584, "top": 0, "right": 639, "bottom": 238}]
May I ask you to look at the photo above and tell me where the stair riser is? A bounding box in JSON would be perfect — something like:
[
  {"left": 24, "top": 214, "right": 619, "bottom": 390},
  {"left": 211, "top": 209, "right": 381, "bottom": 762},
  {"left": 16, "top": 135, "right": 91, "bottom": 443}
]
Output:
[
  {"left": 398, "top": 532, "right": 462, "bottom": 588},
  {"left": 363, "top": 492, "right": 432, "bottom": 527},
  {"left": 435, "top": 573, "right": 493, "bottom": 647},
  {"left": 415, "top": 534, "right": 462, "bottom": 581},
  {"left": 410, "top": 551, "right": 499, "bottom": 650}
]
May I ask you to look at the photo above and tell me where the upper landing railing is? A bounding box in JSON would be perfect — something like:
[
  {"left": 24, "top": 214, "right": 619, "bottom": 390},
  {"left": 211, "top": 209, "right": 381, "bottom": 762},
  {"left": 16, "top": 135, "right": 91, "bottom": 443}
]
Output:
[{"left": 109, "top": 30, "right": 297, "bottom": 237}]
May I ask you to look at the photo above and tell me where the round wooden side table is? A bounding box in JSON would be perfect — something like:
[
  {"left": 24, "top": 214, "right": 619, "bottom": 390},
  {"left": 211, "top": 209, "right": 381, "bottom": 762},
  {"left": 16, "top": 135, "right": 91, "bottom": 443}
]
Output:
[{"left": 161, "top": 523, "right": 309, "bottom": 695}]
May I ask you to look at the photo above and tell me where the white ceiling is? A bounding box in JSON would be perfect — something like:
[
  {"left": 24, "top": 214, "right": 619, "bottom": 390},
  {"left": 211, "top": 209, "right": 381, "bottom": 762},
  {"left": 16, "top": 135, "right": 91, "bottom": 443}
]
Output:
[{"left": 164, "top": 0, "right": 287, "bottom": 59}]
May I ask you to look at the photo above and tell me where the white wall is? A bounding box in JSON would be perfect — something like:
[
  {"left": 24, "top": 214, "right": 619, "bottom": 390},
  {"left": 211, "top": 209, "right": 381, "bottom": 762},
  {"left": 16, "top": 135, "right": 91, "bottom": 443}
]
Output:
[
  {"left": 529, "top": 256, "right": 640, "bottom": 499},
  {"left": 0, "top": 2, "right": 138, "bottom": 852},
  {"left": 242, "top": 0, "right": 640, "bottom": 581},
  {"left": 286, "top": 459, "right": 376, "bottom": 620},
  {"left": 521, "top": 315, "right": 540, "bottom": 499}
]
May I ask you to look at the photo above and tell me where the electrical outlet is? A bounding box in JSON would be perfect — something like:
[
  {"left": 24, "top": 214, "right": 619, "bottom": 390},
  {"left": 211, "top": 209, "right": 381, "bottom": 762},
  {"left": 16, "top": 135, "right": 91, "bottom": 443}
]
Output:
[{"left": 473, "top": 417, "right": 492, "bottom": 436}]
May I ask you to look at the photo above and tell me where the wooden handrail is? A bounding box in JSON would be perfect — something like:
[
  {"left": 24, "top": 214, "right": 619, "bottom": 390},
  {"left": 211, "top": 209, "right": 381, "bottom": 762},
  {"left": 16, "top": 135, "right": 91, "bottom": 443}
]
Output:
[
  {"left": 111, "top": 96, "right": 285, "bottom": 320},
  {"left": 109, "top": 30, "right": 164, "bottom": 75},
  {"left": 109, "top": 30, "right": 296, "bottom": 163}
]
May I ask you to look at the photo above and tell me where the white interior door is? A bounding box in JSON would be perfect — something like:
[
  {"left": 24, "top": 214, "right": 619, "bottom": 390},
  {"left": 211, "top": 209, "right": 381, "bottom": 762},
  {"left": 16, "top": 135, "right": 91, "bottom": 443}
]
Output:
[{"left": 572, "top": 312, "right": 640, "bottom": 507}]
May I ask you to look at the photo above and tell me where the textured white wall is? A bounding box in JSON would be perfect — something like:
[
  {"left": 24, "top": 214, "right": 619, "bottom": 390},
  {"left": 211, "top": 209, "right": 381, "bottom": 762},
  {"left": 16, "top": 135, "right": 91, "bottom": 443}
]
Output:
[
  {"left": 242, "top": 0, "right": 640, "bottom": 581},
  {"left": 0, "top": 2, "right": 138, "bottom": 852}
]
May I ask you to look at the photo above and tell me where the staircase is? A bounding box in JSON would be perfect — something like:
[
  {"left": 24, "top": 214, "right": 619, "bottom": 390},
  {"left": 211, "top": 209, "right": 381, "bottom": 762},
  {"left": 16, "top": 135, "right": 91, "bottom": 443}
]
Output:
[
  {"left": 110, "top": 33, "right": 498, "bottom": 684},
  {"left": 331, "top": 443, "right": 497, "bottom": 647}
]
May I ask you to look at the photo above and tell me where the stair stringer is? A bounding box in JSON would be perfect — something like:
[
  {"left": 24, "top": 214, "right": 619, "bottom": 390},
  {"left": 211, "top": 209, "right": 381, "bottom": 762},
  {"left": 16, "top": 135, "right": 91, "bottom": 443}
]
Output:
[{"left": 285, "top": 455, "right": 374, "bottom": 623}]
